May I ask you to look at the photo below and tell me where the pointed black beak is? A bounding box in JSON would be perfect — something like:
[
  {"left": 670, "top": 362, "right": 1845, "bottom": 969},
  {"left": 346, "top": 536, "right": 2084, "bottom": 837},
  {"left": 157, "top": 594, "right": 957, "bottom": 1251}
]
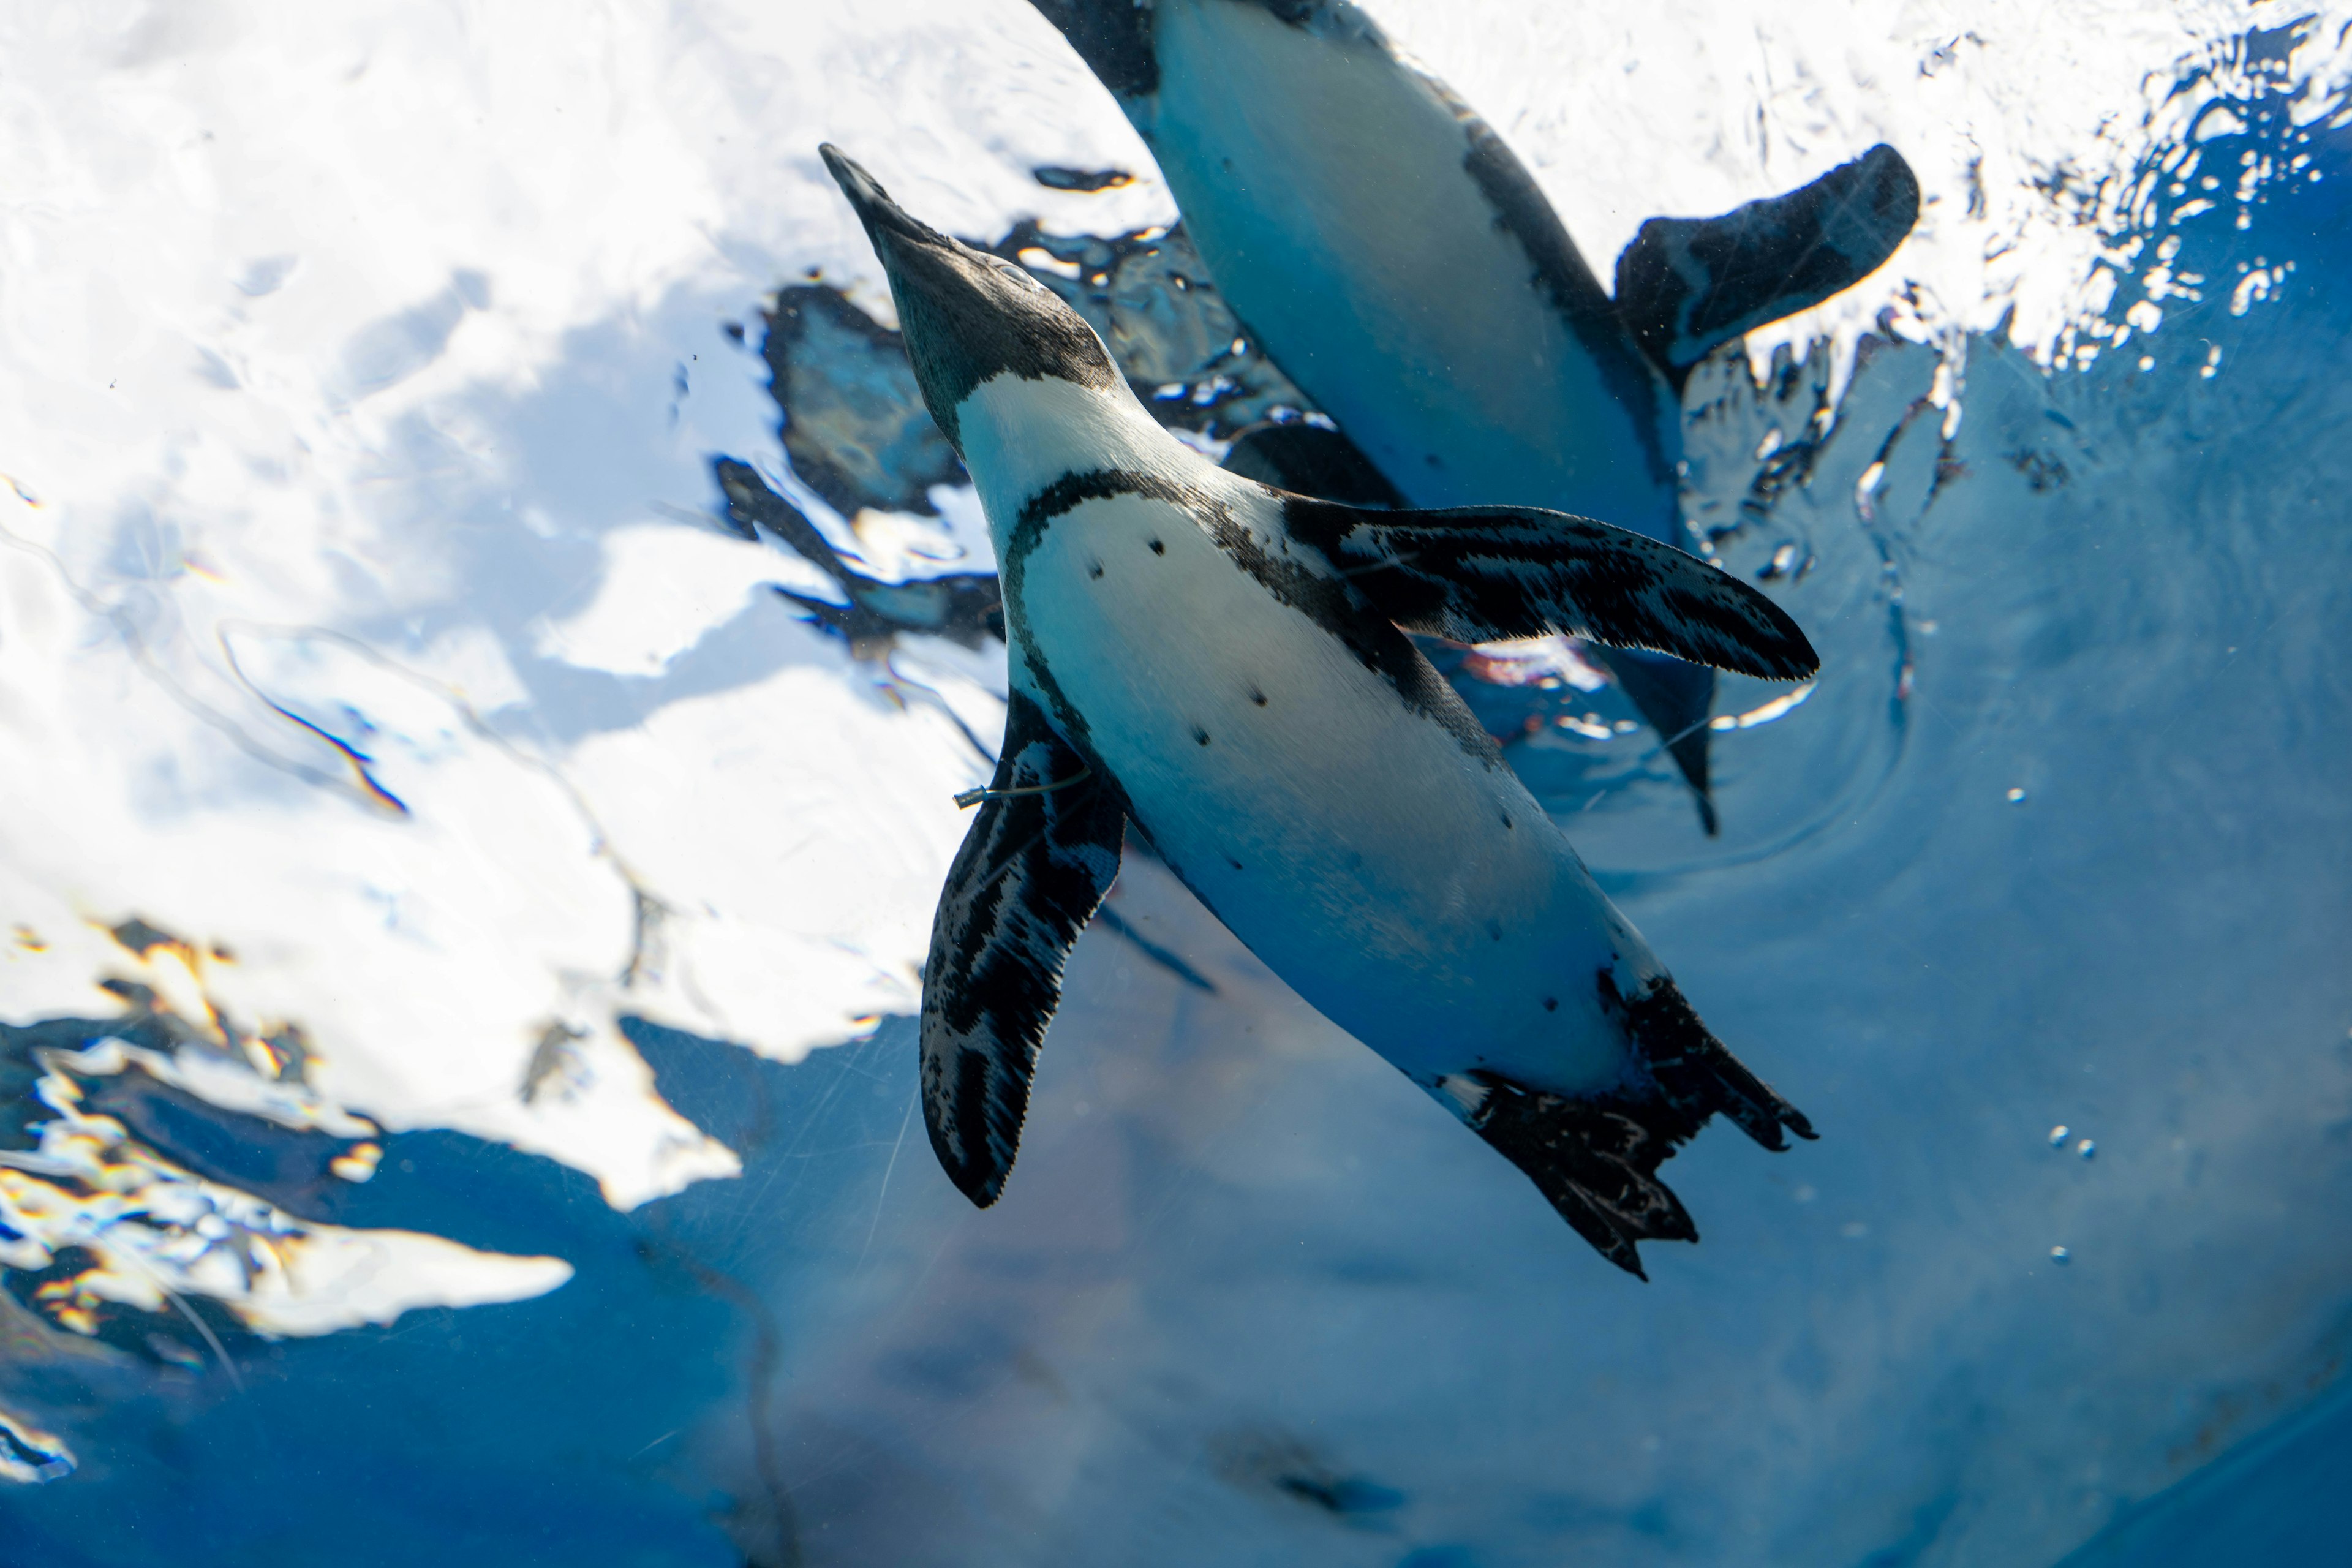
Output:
[
  {"left": 820, "top": 143, "right": 935, "bottom": 254},
  {"left": 815, "top": 142, "right": 1122, "bottom": 453}
]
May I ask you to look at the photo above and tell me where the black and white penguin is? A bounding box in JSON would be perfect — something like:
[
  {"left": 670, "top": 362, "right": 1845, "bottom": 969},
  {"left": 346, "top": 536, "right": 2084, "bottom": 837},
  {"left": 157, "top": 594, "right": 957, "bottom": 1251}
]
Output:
[
  {"left": 1027, "top": 0, "right": 1920, "bottom": 834},
  {"left": 820, "top": 145, "right": 1819, "bottom": 1275}
]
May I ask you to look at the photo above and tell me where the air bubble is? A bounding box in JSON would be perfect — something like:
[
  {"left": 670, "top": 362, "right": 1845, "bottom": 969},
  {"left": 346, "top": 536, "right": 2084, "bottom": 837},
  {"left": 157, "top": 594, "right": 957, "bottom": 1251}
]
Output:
[
  {"left": 2049, "top": 1125, "right": 2070, "bottom": 1146},
  {"left": 2077, "top": 1139, "right": 2097, "bottom": 1160},
  {"left": 2051, "top": 1246, "right": 2071, "bottom": 1264},
  {"left": 2008, "top": 787, "right": 2028, "bottom": 803}
]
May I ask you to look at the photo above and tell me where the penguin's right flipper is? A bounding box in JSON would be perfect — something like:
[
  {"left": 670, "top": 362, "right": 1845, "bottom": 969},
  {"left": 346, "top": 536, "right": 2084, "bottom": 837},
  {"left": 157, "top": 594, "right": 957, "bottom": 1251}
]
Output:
[
  {"left": 1613, "top": 143, "right": 1920, "bottom": 392},
  {"left": 921, "top": 691, "right": 1125, "bottom": 1207},
  {"left": 1283, "top": 499, "right": 1819, "bottom": 682}
]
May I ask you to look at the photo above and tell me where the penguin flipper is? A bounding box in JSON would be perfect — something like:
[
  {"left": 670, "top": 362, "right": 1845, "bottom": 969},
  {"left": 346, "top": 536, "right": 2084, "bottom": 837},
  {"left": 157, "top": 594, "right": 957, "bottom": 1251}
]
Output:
[
  {"left": 1222, "top": 421, "right": 1406, "bottom": 510},
  {"left": 921, "top": 691, "right": 1125, "bottom": 1207},
  {"left": 1600, "top": 648, "right": 1719, "bottom": 835},
  {"left": 1283, "top": 498, "right": 1818, "bottom": 682},
  {"left": 1613, "top": 143, "right": 1920, "bottom": 391},
  {"left": 1026, "top": 0, "right": 1159, "bottom": 100}
]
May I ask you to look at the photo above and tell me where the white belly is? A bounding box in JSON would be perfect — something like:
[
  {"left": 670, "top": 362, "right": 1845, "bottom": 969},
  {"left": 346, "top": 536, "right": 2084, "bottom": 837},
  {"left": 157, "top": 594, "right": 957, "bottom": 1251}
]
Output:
[
  {"left": 1011, "top": 485, "right": 1638, "bottom": 1093},
  {"left": 1147, "top": 0, "right": 1683, "bottom": 541}
]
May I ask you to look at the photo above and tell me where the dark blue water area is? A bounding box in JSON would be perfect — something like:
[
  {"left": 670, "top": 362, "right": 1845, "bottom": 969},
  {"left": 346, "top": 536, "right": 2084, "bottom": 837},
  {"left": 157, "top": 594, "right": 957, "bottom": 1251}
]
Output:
[
  {"left": 0, "top": 1020, "right": 937, "bottom": 1568},
  {"left": 2062, "top": 1374, "right": 2352, "bottom": 1567}
]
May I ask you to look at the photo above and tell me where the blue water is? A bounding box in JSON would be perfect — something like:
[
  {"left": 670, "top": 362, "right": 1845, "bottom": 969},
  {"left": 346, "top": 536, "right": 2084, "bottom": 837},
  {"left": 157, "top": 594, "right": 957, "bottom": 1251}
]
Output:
[
  {"left": 3, "top": 24, "right": 2350, "bottom": 1568},
  {"left": 2063, "top": 1376, "right": 2352, "bottom": 1566}
]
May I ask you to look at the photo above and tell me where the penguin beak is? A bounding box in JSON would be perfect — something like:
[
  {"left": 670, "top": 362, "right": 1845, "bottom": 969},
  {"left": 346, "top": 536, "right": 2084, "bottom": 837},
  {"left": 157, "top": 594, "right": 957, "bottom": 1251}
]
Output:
[
  {"left": 817, "top": 142, "right": 1117, "bottom": 453},
  {"left": 820, "top": 143, "right": 943, "bottom": 258}
]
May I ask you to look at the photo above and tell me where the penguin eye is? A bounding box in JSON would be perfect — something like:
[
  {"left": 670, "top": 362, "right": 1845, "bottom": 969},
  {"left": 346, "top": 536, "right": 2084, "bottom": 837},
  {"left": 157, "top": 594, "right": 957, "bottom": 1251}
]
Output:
[{"left": 986, "top": 257, "right": 1044, "bottom": 292}]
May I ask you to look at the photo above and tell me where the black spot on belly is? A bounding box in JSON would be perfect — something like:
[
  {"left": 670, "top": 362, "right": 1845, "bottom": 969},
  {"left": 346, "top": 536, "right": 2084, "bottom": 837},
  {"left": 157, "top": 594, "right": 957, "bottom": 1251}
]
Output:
[
  {"left": 1249, "top": 687, "right": 1268, "bottom": 706},
  {"left": 1486, "top": 918, "right": 1504, "bottom": 942},
  {"left": 1006, "top": 469, "right": 1501, "bottom": 768},
  {"left": 1088, "top": 560, "right": 1104, "bottom": 579},
  {"left": 1543, "top": 997, "right": 1559, "bottom": 1012},
  {"left": 1501, "top": 812, "right": 1514, "bottom": 830},
  {"left": 1192, "top": 725, "right": 1211, "bottom": 746},
  {"left": 1148, "top": 538, "right": 1165, "bottom": 555},
  {"left": 1226, "top": 855, "right": 1243, "bottom": 870}
]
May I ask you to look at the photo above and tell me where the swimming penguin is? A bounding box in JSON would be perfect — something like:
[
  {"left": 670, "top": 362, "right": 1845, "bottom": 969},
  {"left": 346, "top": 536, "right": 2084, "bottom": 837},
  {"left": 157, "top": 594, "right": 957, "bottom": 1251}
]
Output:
[
  {"left": 820, "top": 145, "right": 1817, "bottom": 1276},
  {"left": 1027, "top": 0, "right": 1919, "bottom": 833}
]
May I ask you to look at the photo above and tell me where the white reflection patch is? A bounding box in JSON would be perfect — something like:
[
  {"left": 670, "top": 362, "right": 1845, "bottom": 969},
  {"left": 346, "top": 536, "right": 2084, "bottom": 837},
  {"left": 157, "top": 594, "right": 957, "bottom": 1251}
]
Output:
[
  {"left": 0, "top": 1407, "right": 74, "bottom": 1485},
  {"left": 0, "top": 1040, "right": 572, "bottom": 1349}
]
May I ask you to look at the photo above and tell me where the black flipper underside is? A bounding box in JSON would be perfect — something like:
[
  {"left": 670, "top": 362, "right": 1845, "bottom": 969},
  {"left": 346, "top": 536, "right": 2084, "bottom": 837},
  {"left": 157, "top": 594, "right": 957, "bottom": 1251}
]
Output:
[
  {"left": 921, "top": 690, "right": 1125, "bottom": 1207},
  {"left": 1613, "top": 143, "right": 1921, "bottom": 392},
  {"left": 1455, "top": 975, "right": 1814, "bottom": 1278},
  {"left": 1222, "top": 421, "right": 1406, "bottom": 509},
  {"left": 1604, "top": 649, "right": 1719, "bottom": 836},
  {"left": 1027, "top": 0, "right": 1160, "bottom": 99},
  {"left": 1284, "top": 498, "right": 1818, "bottom": 683},
  {"left": 717, "top": 459, "right": 1003, "bottom": 648}
]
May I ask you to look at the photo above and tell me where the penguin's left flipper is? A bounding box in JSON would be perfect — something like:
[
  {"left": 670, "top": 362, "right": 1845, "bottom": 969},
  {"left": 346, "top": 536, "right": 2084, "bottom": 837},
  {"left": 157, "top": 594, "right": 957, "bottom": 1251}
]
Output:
[
  {"left": 1285, "top": 499, "right": 1819, "bottom": 683},
  {"left": 1222, "top": 420, "right": 1407, "bottom": 510},
  {"left": 921, "top": 690, "right": 1125, "bottom": 1207},
  {"left": 1614, "top": 143, "right": 1921, "bottom": 393}
]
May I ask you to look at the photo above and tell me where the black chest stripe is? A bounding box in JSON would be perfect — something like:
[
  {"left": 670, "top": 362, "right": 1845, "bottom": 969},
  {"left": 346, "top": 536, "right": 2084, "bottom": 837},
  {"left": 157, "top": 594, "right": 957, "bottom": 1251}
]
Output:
[{"left": 1005, "top": 467, "right": 1502, "bottom": 767}]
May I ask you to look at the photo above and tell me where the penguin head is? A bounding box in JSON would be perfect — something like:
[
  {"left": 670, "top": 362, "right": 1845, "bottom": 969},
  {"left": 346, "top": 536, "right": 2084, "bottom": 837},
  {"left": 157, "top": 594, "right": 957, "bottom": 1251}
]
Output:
[{"left": 821, "top": 145, "right": 1120, "bottom": 454}]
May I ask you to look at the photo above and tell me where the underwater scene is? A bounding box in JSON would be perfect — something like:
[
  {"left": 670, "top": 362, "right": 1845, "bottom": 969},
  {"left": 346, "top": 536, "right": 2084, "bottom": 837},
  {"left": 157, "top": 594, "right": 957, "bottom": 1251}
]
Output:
[{"left": 2, "top": 2, "right": 2349, "bottom": 1564}]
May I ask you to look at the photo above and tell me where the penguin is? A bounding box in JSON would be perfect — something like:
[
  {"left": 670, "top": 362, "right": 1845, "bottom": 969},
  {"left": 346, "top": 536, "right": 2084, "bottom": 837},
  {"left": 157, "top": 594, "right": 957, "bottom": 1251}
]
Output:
[
  {"left": 820, "top": 145, "right": 1817, "bottom": 1276},
  {"left": 1026, "top": 0, "right": 1920, "bottom": 834}
]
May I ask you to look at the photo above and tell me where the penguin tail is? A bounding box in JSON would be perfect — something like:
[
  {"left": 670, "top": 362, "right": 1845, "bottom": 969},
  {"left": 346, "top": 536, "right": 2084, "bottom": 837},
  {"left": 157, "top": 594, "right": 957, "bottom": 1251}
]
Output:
[
  {"left": 1444, "top": 975, "right": 1812, "bottom": 1278},
  {"left": 1446, "top": 1072, "right": 1698, "bottom": 1278}
]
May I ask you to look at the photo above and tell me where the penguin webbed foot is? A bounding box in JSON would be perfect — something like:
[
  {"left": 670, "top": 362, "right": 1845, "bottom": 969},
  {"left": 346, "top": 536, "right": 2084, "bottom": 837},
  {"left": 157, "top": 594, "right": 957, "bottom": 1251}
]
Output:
[
  {"left": 1452, "top": 1072, "right": 1698, "bottom": 1279},
  {"left": 1605, "top": 972, "right": 1816, "bottom": 1151},
  {"left": 1452, "top": 975, "right": 1812, "bottom": 1278}
]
